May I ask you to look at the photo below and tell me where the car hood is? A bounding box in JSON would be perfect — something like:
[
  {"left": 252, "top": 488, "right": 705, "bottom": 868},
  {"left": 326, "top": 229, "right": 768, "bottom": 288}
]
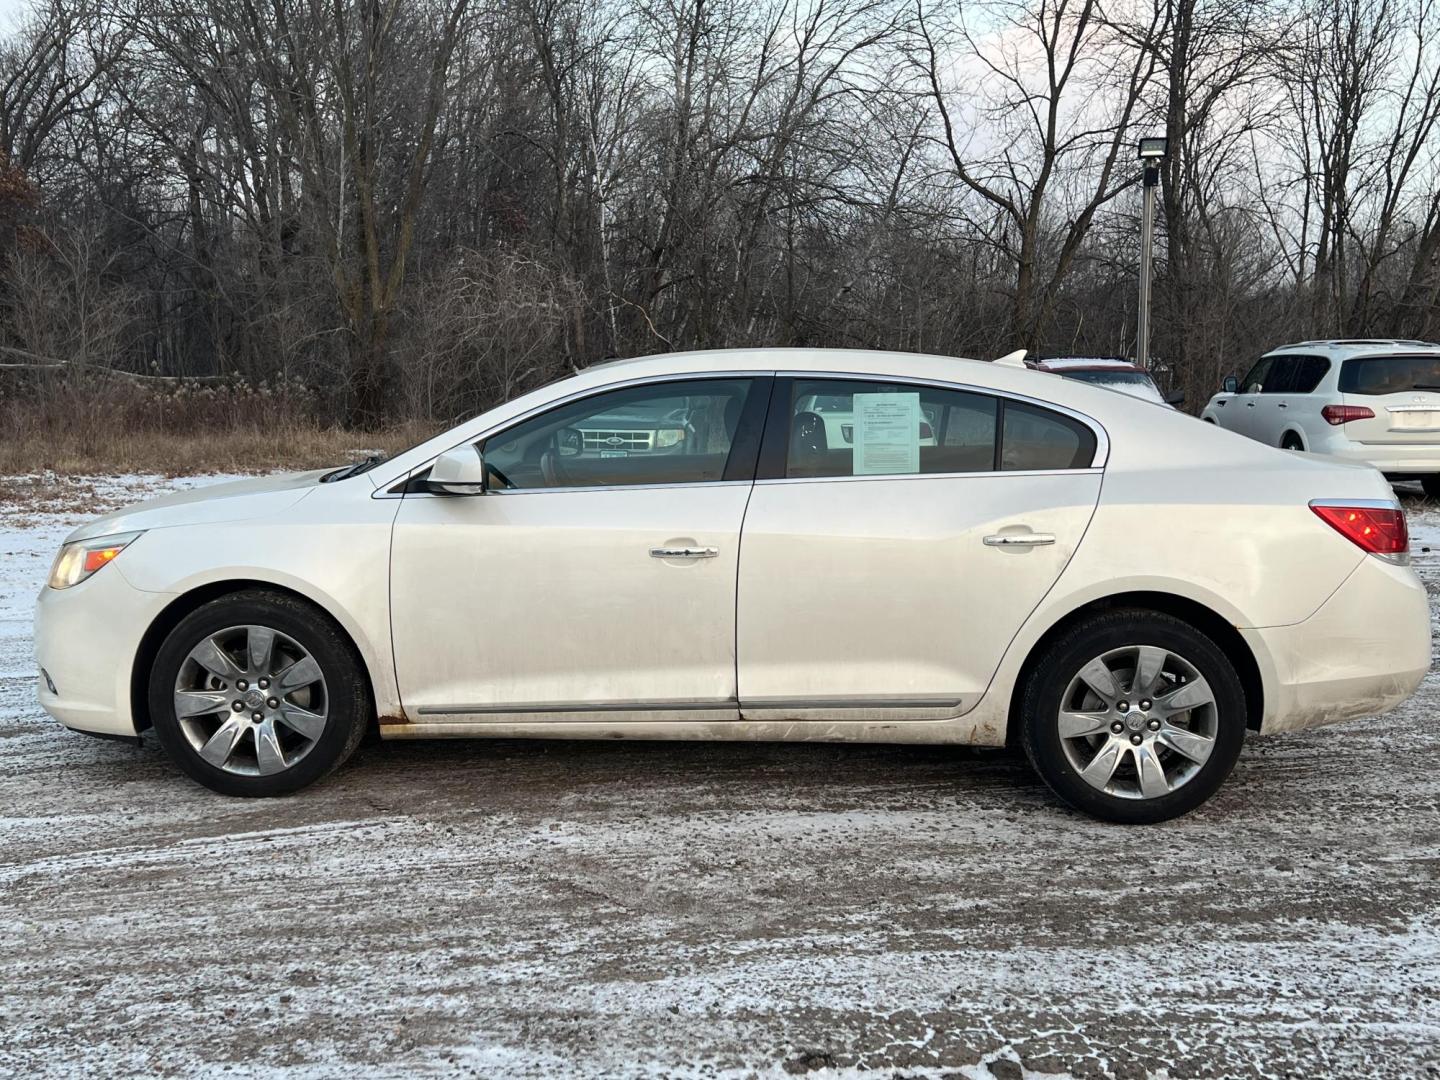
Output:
[{"left": 66, "top": 470, "right": 331, "bottom": 543}]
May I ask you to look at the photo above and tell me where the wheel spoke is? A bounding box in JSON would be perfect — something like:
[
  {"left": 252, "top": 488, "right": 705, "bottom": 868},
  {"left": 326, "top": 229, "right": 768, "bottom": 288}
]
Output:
[
  {"left": 1076, "top": 658, "right": 1120, "bottom": 704},
  {"left": 1133, "top": 743, "right": 1171, "bottom": 798},
  {"left": 1157, "top": 724, "right": 1216, "bottom": 765},
  {"left": 247, "top": 626, "right": 277, "bottom": 677},
  {"left": 1132, "top": 646, "right": 1167, "bottom": 697},
  {"left": 255, "top": 721, "right": 287, "bottom": 775},
  {"left": 276, "top": 654, "right": 322, "bottom": 693},
  {"left": 1058, "top": 710, "right": 1112, "bottom": 739},
  {"left": 198, "top": 717, "right": 247, "bottom": 768},
  {"left": 1079, "top": 739, "right": 1125, "bottom": 789},
  {"left": 191, "top": 637, "right": 243, "bottom": 681},
  {"left": 174, "top": 690, "right": 231, "bottom": 719},
  {"left": 1157, "top": 676, "right": 1214, "bottom": 717},
  {"left": 277, "top": 704, "right": 326, "bottom": 740}
]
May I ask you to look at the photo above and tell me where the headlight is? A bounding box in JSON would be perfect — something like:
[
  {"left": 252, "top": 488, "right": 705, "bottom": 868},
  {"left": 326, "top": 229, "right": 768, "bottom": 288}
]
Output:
[
  {"left": 47, "top": 532, "right": 144, "bottom": 590},
  {"left": 654, "top": 428, "right": 686, "bottom": 448}
]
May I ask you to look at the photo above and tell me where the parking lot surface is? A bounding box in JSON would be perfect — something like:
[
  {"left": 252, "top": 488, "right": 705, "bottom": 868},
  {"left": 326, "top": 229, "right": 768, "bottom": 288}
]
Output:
[{"left": 2, "top": 475, "right": 1438, "bottom": 1078}]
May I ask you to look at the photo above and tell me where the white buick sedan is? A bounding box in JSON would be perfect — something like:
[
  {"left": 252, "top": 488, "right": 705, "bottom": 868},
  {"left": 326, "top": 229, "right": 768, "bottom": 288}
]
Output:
[{"left": 35, "top": 349, "right": 1431, "bottom": 822}]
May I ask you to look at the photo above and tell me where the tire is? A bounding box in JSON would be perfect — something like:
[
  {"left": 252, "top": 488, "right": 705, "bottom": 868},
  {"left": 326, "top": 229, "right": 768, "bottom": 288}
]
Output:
[
  {"left": 1281, "top": 433, "right": 1304, "bottom": 451},
  {"left": 148, "top": 590, "right": 369, "bottom": 796},
  {"left": 1019, "top": 609, "right": 1247, "bottom": 824},
  {"left": 1422, "top": 475, "right": 1440, "bottom": 499}
]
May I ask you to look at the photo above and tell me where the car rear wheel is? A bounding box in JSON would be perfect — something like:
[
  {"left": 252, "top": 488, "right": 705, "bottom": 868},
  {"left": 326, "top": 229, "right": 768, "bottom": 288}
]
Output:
[
  {"left": 1281, "top": 433, "right": 1304, "bottom": 451},
  {"left": 1422, "top": 475, "right": 1440, "bottom": 499},
  {"left": 1020, "top": 610, "right": 1247, "bottom": 823},
  {"left": 148, "top": 591, "right": 369, "bottom": 796}
]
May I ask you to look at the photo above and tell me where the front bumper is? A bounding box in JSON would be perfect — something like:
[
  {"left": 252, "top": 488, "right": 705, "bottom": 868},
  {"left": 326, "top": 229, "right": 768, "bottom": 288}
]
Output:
[
  {"left": 1244, "top": 553, "right": 1431, "bottom": 734},
  {"left": 34, "top": 563, "right": 172, "bottom": 738}
]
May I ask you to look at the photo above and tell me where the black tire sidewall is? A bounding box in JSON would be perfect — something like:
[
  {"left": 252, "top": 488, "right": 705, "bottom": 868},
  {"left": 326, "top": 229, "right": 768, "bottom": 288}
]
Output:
[
  {"left": 148, "top": 592, "right": 367, "bottom": 797},
  {"left": 1021, "top": 611, "right": 1247, "bottom": 824}
]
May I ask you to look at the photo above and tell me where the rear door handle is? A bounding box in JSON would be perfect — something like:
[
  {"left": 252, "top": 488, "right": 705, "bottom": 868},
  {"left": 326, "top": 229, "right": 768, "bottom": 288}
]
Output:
[
  {"left": 984, "top": 533, "right": 1056, "bottom": 547},
  {"left": 650, "top": 546, "right": 718, "bottom": 559},
  {"left": 1246, "top": 401, "right": 1257, "bottom": 407},
  {"left": 1277, "top": 402, "right": 1288, "bottom": 409}
]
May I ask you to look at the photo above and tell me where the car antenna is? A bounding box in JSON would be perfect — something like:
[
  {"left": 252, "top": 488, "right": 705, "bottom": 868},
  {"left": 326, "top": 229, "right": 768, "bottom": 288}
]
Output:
[{"left": 992, "top": 349, "right": 1028, "bottom": 368}]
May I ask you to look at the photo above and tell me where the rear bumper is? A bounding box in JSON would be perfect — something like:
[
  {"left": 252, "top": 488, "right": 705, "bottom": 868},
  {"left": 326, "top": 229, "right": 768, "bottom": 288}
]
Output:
[
  {"left": 1317, "top": 442, "right": 1440, "bottom": 474},
  {"left": 1245, "top": 554, "right": 1431, "bottom": 734}
]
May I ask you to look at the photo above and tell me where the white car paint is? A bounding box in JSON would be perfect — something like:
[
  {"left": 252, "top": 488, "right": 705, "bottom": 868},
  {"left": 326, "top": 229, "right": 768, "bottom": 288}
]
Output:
[
  {"left": 1201, "top": 339, "right": 1440, "bottom": 475},
  {"left": 34, "top": 348, "right": 1429, "bottom": 770}
]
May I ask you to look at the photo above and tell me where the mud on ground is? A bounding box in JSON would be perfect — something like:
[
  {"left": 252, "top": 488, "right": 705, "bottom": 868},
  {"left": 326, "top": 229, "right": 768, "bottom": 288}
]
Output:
[{"left": 2, "top": 476, "right": 1438, "bottom": 1078}]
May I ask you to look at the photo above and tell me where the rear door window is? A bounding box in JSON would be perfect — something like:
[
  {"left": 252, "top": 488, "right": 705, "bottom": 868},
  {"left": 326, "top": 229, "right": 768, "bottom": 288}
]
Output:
[
  {"left": 1291, "top": 356, "right": 1331, "bottom": 393},
  {"left": 773, "top": 379, "right": 1098, "bottom": 478},
  {"left": 783, "top": 379, "right": 998, "bottom": 478},
  {"left": 1338, "top": 355, "right": 1440, "bottom": 395},
  {"left": 1260, "top": 357, "right": 1298, "bottom": 393}
]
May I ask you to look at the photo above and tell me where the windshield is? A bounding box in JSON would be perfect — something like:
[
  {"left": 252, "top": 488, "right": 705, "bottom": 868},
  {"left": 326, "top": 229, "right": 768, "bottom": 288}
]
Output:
[
  {"left": 1338, "top": 354, "right": 1440, "bottom": 395},
  {"left": 1059, "top": 370, "right": 1165, "bottom": 404}
]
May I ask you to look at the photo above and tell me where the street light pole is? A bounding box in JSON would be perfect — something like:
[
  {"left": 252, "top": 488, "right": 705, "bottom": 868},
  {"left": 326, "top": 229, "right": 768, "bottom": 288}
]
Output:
[{"left": 1136, "top": 136, "right": 1167, "bottom": 372}]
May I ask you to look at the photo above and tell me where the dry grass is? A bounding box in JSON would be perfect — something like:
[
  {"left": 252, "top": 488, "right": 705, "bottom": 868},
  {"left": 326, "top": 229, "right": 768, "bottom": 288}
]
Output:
[
  {"left": 0, "top": 422, "right": 439, "bottom": 477},
  {"left": 0, "top": 376, "right": 441, "bottom": 476}
]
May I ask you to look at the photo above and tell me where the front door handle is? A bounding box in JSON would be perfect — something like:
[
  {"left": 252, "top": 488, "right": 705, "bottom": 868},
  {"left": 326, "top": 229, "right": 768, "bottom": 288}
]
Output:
[
  {"left": 650, "top": 546, "right": 718, "bottom": 559},
  {"left": 1277, "top": 402, "right": 1288, "bottom": 408},
  {"left": 1246, "top": 401, "right": 1257, "bottom": 407},
  {"left": 983, "top": 533, "right": 1056, "bottom": 547}
]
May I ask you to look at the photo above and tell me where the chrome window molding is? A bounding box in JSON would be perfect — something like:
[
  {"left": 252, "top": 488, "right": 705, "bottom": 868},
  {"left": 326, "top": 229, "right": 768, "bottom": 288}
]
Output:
[
  {"left": 374, "top": 365, "right": 1110, "bottom": 498},
  {"left": 398, "top": 479, "right": 754, "bottom": 500},
  {"left": 755, "top": 467, "right": 1104, "bottom": 486}
]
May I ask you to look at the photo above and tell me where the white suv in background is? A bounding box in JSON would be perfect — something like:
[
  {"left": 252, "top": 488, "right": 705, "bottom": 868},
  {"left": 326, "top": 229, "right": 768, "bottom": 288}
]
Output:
[{"left": 1202, "top": 339, "right": 1440, "bottom": 495}]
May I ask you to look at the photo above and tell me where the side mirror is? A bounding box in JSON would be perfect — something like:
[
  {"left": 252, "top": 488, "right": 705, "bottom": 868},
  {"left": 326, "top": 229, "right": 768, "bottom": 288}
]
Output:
[
  {"left": 1164, "top": 388, "right": 1186, "bottom": 406},
  {"left": 427, "top": 444, "right": 487, "bottom": 496},
  {"left": 1221, "top": 374, "right": 1238, "bottom": 394},
  {"left": 556, "top": 427, "right": 583, "bottom": 458}
]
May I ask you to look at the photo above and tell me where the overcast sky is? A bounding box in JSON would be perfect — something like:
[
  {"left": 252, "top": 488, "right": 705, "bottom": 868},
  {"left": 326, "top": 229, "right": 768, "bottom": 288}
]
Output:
[{"left": 0, "top": 0, "right": 25, "bottom": 34}]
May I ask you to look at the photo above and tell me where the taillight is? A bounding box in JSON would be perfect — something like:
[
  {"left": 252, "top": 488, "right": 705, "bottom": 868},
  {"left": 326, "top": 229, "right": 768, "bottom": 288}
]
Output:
[
  {"left": 1310, "top": 501, "right": 1408, "bottom": 561},
  {"left": 1321, "top": 404, "right": 1375, "bottom": 425}
]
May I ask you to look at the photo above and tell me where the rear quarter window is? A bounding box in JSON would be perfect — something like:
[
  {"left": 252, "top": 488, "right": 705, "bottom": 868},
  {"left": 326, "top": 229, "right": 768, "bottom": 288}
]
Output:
[
  {"left": 1338, "top": 354, "right": 1440, "bottom": 395},
  {"left": 1001, "top": 402, "right": 1097, "bottom": 470}
]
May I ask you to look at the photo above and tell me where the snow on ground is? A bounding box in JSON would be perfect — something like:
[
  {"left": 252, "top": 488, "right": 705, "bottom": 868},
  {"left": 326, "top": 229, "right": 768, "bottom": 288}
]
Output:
[{"left": 2, "top": 476, "right": 1440, "bottom": 1078}]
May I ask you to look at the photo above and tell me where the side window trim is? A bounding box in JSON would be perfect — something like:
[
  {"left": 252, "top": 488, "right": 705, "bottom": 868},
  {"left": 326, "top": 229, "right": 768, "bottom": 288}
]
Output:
[
  {"left": 755, "top": 376, "right": 793, "bottom": 481},
  {"left": 719, "top": 375, "right": 773, "bottom": 481},
  {"left": 756, "top": 371, "right": 1106, "bottom": 481}
]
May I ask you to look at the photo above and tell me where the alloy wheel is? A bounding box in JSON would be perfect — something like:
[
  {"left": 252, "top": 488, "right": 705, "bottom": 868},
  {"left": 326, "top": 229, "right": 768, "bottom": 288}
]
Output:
[
  {"left": 1056, "top": 644, "right": 1218, "bottom": 800},
  {"left": 172, "top": 624, "right": 329, "bottom": 776}
]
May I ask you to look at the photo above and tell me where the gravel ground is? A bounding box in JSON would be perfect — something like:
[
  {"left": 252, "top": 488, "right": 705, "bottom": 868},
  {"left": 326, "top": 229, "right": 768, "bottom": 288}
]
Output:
[{"left": 2, "top": 474, "right": 1439, "bottom": 1079}]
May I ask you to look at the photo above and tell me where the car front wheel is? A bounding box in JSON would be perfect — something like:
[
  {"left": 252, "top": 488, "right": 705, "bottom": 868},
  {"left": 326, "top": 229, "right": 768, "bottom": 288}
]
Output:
[
  {"left": 1020, "top": 610, "right": 1247, "bottom": 823},
  {"left": 148, "top": 590, "right": 369, "bottom": 796}
]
